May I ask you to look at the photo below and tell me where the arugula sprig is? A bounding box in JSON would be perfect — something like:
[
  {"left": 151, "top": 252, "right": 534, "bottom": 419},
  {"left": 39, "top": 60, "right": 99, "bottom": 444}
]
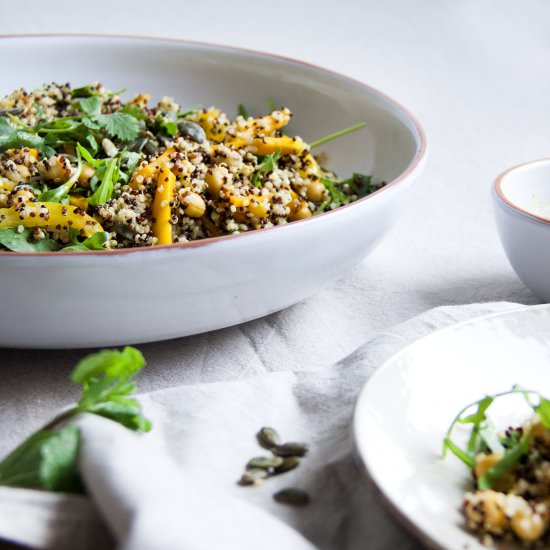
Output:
[
  {"left": 310, "top": 122, "right": 366, "bottom": 149},
  {"left": 0, "top": 346, "right": 150, "bottom": 493},
  {"left": 62, "top": 229, "right": 110, "bottom": 251},
  {"left": 251, "top": 149, "right": 281, "bottom": 187},
  {"left": 443, "top": 387, "right": 550, "bottom": 489}
]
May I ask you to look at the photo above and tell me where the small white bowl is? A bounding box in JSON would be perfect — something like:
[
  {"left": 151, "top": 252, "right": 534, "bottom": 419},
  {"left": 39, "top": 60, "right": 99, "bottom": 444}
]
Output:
[
  {"left": 0, "top": 35, "right": 427, "bottom": 349},
  {"left": 493, "top": 159, "right": 550, "bottom": 301}
]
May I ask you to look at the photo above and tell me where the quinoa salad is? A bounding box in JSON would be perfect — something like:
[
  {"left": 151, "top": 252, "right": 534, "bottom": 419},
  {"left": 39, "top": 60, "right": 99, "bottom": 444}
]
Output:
[
  {"left": 443, "top": 389, "right": 550, "bottom": 547},
  {"left": 0, "top": 82, "right": 380, "bottom": 252}
]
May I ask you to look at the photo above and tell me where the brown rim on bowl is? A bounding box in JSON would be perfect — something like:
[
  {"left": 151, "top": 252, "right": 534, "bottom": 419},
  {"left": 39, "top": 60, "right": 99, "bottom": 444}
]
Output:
[
  {"left": 0, "top": 33, "right": 428, "bottom": 257},
  {"left": 494, "top": 158, "right": 550, "bottom": 224}
]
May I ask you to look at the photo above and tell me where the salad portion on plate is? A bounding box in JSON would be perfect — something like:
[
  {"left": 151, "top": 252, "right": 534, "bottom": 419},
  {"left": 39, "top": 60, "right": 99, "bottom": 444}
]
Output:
[{"left": 444, "top": 389, "right": 550, "bottom": 546}]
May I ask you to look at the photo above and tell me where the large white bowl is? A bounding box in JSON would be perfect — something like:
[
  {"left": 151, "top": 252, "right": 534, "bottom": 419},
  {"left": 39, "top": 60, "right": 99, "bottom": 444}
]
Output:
[
  {"left": 0, "top": 35, "right": 427, "bottom": 349},
  {"left": 494, "top": 159, "right": 550, "bottom": 302}
]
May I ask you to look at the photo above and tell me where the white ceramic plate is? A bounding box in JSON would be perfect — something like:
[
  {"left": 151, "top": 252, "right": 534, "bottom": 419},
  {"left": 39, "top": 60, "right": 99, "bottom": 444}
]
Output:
[
  {"left": 0, "top": 35, "right": 426, "bottom": 348},
  {"left": 354, "top": 305, "right": 550, "bottom": 549}
]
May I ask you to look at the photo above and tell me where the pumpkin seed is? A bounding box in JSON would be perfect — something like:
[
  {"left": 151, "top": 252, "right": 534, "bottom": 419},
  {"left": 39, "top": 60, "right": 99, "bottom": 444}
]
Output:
[
  {"left": 129, "top": 136, "right": 149, "bottom": 153},
  {"left": 272, "top": 442, "right": 309, "bottom": 457},
  {"left": 273, "top": 456, "right": 301, "bottom": 474},
  {"left": 257, "top": 427, "right": 281, "bottom": 450},
  {"left": 246, "top": 456, "right": 283, "bottom": 470},
  {"left": 143, "top": 139, "right": 160, "bottom": 156},
  {"left": 0, "top": 107, "right": 24, "bottom": 116},
  {"left": 178, "top": 121, "right": 206, "bottom": 144},
  {"left": 273, "top": 488, "right": 310, "bottom": 507},
  {"left": 239, "top": 468, "right": 268, "bottom": 486}
]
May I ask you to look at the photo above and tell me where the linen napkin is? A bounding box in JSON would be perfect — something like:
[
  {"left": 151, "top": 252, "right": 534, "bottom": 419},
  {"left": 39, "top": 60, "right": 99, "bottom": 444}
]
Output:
[{"left": 0, "top": 301, "right": 521, "bottom": 550}]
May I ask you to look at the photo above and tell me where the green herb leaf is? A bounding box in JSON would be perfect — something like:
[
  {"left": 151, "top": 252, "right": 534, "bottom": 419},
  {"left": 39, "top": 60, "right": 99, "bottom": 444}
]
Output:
[
  {"left": 0, "top": 346, "right": 150, "bottom": 495},
  {"left": 0, "top": 227, "right": 61, "bottom": 252},
  {"left": 72, "top": 347, "right": 149, "bottom": 431},
  {"left": 62, "top": 231, "right": 110, "bottom": 252},
  {"left": 88, "top": 157, "right": 118, "bottom": 206},
  {"left": 347, "top": 173, "right": 373, "bottom": 197},
  {"left": 251, "top": 149, "right": 281, "bottom": 187},
  {"left": 237, "top": 104, "right": 249, "bottom": 118},
  {"left": 320, "top": 177, "right": 348, "bottom": 206},
  {"left": 118, "top": 150, "right": 142, "bottom": 184},
  {"left": 535, "top": 397, "right": 550, "bottom": 428},
  {"left": 155, "top": 115, "right": 178, "bottom": 137},
  {"left": 458, "top": 396, "right": 493, "bottom": 453},
  {"left": 310, "top": 122, "right": 367, "bottom": 149},
  {"left": 443, "top": 437, "right": 475, "bottom": 468},
  {"left": 0, "top": 117, "right": 53, "bottom": 155},
  {"left": 478, "top": 430, "right": 531, "bottom": 489},
  {"left": 94, "top": 113, "right": 140, "bottom": 142},
  {"left": 0, "top": 426, "right": 81, "bottom": 492},
  {"left": 75, "top": 96, "right": 102, "bottom": 116},
  {"left": 119, "top": 104, "right": 147, "bottom": 121}
]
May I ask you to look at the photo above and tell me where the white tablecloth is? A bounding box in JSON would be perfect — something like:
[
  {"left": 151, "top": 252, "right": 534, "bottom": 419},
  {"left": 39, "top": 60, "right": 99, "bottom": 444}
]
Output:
[
  {"left": 0, "top": 1, "right": 547, "bottom": 547},
  {"left": 0, "top": 303, "right": 521, "bottom": 550}
]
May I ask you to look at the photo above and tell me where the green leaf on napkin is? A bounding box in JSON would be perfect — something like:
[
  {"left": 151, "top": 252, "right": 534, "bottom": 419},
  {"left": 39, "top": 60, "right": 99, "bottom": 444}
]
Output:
[{"left": 0, "top": 346, "right": 150, "bottom": 493}]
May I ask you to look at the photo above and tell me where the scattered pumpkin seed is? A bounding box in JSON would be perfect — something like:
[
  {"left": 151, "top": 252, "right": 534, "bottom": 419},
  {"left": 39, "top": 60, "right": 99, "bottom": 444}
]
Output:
[
  {"left": 273, "top": 488, "right": 310, "bottom": 507},
  {"left": 274, "top": 456, "right": 301, "bottom": 474},
  {"left": 239, "top": 468, "right": 268, "bottom": 486},
  {"left": 246, "top": 456, "right": 284, "bottom": 470},
  {"left": 257, "top": 427, "right": 281, "bottom": 450},
  {"left": 178, "top": 120, "right": 206, "bottom": 144},
  {"left": 272, "top": 442, "right": 309, "bottom": 457}
]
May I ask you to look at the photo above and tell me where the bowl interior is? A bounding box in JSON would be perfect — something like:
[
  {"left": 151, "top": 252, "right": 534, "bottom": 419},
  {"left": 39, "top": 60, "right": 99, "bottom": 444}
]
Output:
[
  {"left": 0, "top": 35, "right": 421, "bottom": 184},
  {"left": 498, "top": 159, "right": 550, "bottom": 221}
]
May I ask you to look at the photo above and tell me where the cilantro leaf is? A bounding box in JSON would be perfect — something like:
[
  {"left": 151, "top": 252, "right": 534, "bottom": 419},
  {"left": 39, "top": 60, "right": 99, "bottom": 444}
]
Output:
[
  {"left": 0, "top": 117, "right": 53, "bottom": 155},
  {"left": 0, "top": 227, "right": 61, "bottom": 252},
  {"left": 75, "top": 96, "right": 102, "bottom": 116},
  {"left": 0, "top": 346, "right": 150, "bottom": 494},
  {"left": 72, "top": 346, "right": 150, "bottom": 432},
  {"left": 0, "top": 426, "right": 81, "bottom": 492},
  {"left": 94, "top": 113, "right": 140, "bottom": 142}
]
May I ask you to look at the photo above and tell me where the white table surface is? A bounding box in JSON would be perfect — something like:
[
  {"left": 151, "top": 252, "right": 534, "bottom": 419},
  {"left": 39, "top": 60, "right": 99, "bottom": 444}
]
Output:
[{"left": 0, "top": 0, "right": 547, "bottom": 547}]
